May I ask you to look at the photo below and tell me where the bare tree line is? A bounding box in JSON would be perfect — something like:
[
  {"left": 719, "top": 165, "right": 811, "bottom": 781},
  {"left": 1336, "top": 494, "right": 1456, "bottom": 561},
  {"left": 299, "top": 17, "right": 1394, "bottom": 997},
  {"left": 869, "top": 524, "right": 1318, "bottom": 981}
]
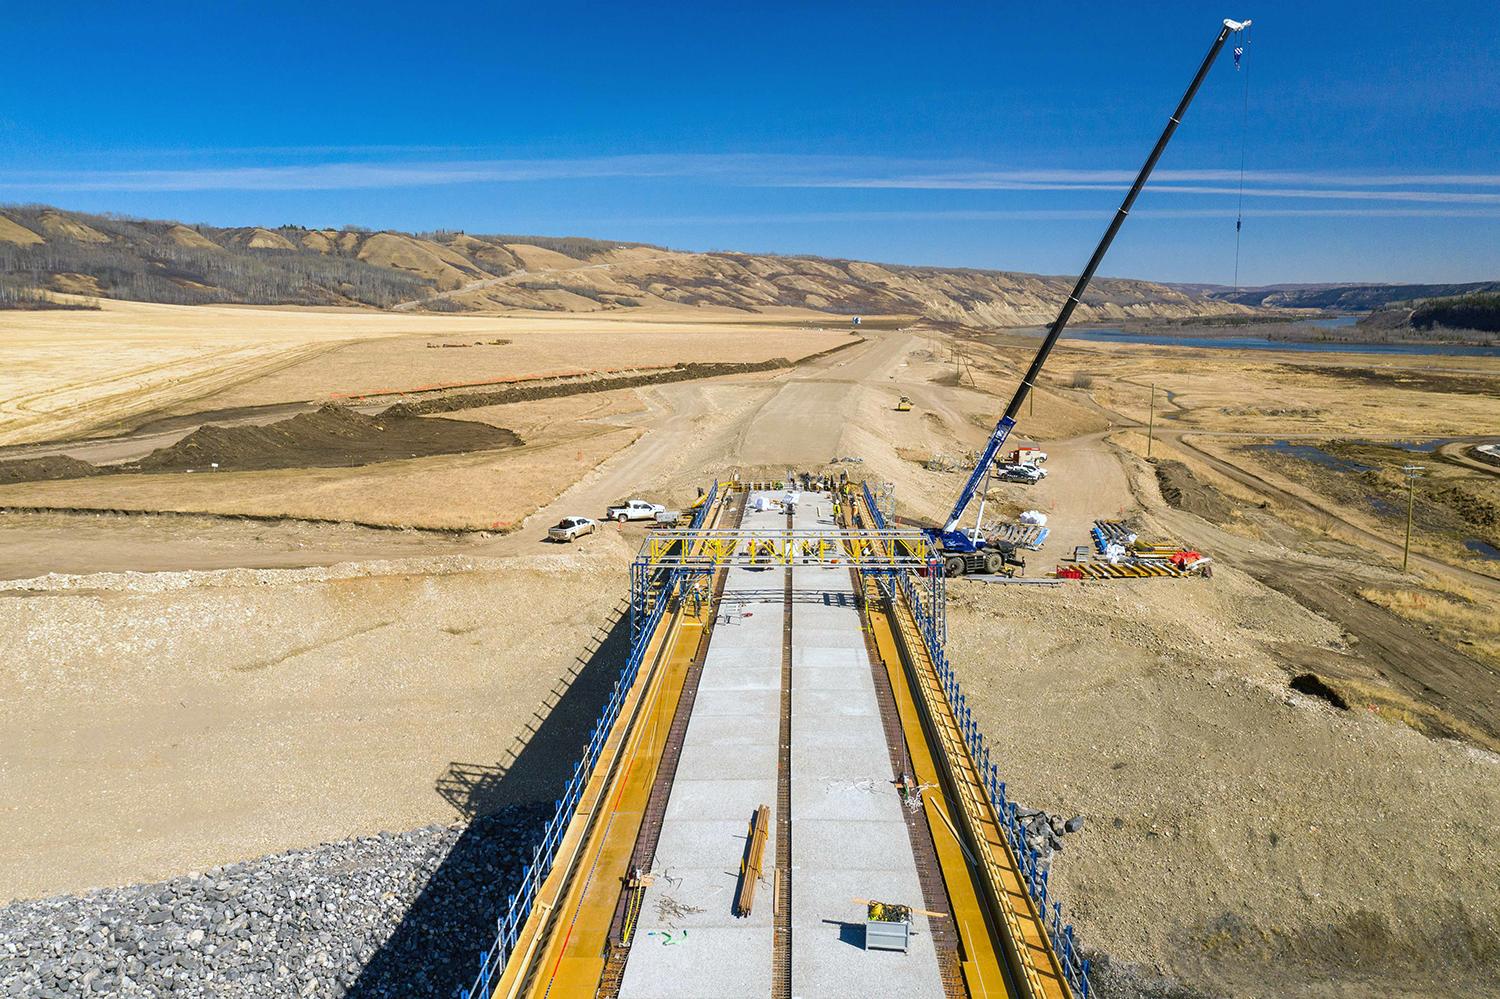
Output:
[{"left": 0, "top": 206, "right": 432, "bottom": 308}]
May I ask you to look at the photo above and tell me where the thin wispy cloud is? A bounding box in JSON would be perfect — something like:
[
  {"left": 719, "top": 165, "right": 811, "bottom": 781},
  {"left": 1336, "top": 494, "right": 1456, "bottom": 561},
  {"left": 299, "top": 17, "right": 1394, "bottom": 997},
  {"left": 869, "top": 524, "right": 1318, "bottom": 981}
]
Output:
[
  {"left": 609, "top": 207, "right": 1500, "bottom": 228},
  {"left": 798, "top": 168, "right": 1500, "bottom": 205},
  {"left": 0, "top": 154, "right": 886, "bottom": 192},
  {"left": 4, "top": 153, "right": 1499, "bottom": 209},
  {"left": 0, "top": 155, "right": 760, "bottom": 192},
  {"left": 800, "top": 168, "right": 1500, "bottom": 188}
]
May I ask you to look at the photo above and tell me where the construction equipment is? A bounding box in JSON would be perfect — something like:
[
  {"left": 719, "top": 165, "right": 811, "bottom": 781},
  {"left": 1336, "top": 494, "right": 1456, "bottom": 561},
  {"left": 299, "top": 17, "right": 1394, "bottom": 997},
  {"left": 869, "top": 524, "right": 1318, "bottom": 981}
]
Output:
[
  {"left": 895, "top": 395, "right": 913, "bottom": 412},
  {"left": 1008, "top": 447, "right": 1047, "bottom": 466},
  {"left": 990, "top": 521, "right": 1050, "bottom": 551},
  {"left": 652, "top": 489, "right": 712, "bottom": 528},
  {"left": 863, "top": 900, "right": 913, "bottom": 952},
  {"left": 1074, "top": 519, "right": 1213, "bottom": 579},
  {"left": 923, "top": 18, "right": 1250, "bottom": 575}
]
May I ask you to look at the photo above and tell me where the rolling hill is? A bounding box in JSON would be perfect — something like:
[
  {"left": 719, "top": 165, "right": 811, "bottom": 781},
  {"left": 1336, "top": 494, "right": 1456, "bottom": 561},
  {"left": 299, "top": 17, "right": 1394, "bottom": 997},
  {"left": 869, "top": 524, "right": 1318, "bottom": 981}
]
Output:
[
  {"left": 1198, "top": 280, "right": 1500, "bottom": 312},
  {"left": 0, "top": 203, "right": 1248, "bottom": 327}
]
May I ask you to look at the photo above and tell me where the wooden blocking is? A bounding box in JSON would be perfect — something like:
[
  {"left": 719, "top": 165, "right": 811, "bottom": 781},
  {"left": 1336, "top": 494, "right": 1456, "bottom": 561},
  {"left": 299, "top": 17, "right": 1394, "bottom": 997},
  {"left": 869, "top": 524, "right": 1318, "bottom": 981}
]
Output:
[{"left": 735, "top": 804, "right": 772, "bottom": 918}]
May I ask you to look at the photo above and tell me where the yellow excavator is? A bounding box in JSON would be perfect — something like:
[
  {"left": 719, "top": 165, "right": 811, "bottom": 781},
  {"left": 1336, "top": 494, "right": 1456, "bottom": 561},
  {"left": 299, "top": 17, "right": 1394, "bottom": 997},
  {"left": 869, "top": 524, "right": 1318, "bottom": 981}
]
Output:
[{"left": 895, "top": 395, "right": 912, "bottom": 412}]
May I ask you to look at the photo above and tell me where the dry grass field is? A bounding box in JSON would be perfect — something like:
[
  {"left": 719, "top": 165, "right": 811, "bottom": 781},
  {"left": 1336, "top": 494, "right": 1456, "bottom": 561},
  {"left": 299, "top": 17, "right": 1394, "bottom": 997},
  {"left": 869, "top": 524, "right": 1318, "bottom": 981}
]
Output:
[
  {"left": 981, "top": 332, "right": 1500, "bottom": 439},
  {"left": 0, "top": 299, "right": 849, "bottom": 447}
]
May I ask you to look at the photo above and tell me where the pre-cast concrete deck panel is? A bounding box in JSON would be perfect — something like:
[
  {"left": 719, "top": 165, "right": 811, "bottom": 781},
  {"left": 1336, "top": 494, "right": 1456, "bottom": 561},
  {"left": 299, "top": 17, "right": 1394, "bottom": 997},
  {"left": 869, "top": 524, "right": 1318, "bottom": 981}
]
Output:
[
  {"left": 788, "top": 491, "right": 945, "bottom": 998},
  {"left": 616, "top": 492, "right": 788, "bottom": 999}
]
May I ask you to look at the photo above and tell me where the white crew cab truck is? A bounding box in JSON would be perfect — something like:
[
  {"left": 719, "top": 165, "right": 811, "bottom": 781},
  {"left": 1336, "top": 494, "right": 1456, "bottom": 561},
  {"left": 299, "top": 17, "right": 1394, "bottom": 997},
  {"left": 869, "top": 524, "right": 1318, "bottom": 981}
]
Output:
[
  {"left": 547, "top": 516, "right": 597, "bottom": 543},
  {"left": 606, "top": 499, "right": 667, "bottom": 524}
]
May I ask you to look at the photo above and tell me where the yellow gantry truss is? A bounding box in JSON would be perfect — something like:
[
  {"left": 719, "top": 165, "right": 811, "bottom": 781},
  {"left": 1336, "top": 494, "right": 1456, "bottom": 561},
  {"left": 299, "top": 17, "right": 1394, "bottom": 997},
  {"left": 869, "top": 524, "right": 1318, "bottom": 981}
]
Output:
[{"left": 639, "top": 527, "right": 933, "bottom": 572}]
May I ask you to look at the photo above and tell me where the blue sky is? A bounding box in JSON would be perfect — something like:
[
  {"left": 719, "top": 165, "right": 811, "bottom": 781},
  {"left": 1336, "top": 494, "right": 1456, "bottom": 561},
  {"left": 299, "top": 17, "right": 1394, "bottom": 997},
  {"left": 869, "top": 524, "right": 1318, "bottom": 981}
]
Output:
[{"left": 3, "top": 1, "right": 1496, "bottom": 284}]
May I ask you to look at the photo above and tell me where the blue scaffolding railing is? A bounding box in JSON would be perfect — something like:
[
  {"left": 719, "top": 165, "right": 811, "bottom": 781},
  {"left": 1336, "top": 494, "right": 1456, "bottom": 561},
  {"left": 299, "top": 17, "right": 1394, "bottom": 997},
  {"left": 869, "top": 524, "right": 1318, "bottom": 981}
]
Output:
[
  {"left": 860, "top": 482, "right": 1093, "bottom": 997},
  {"left": 459, "top": 483, "right": 718, "bottom": 999}
]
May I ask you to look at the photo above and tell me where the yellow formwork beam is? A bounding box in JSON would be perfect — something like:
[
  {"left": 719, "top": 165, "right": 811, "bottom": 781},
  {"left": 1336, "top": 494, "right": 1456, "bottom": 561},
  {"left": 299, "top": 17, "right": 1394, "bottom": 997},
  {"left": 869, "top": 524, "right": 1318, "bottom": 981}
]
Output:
[
  {"left": 490, "top": 494, "right": 736, "bottom": 999},
  {"left": 1075, "top": 561, "right": 1185, "bottom": 580},
  {"left": 880, "top": 589, "right": 1072, "bottom": 999},
  {"left": 848, "top": 489, "right": 1072, "bottom": 999},
  {"left": 863, "top": 585, "right": 1015, "bottom": 998},
  {"left": 642, "top": 530, "right": 929, "bottom": 571},
  {"left": 510, "top": 605, "right": 705, "bottom": 997}
]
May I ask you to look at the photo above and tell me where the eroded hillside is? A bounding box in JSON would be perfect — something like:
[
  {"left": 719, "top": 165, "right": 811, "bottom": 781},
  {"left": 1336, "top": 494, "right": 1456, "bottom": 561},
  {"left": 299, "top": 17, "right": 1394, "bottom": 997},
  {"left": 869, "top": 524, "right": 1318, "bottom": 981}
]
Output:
[{"left": 0, "top": 204, "right": 1247, "bottom": 326}]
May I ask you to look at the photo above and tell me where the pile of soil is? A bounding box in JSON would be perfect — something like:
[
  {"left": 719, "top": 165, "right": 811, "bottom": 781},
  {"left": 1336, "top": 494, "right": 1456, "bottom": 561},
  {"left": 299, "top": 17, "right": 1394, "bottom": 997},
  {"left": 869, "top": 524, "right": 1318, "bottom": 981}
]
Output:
[
  {"left": 0, "top": 455, "right": 101, "bottom": 486},
  {"left": 133, "top": 404, "right": 520, "bottom": 473},
  {"left": 1154, "top": 459, "right": 1233, "bottom": 522},
  {"left": 396, "top": 359, "right": 795, "bottom": 416}
]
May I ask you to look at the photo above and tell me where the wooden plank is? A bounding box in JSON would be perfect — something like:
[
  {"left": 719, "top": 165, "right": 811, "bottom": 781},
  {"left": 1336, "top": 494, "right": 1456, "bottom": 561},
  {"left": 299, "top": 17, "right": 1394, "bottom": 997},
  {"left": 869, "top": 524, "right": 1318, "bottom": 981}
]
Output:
[{"left": 735, "top": 804, "right": 771, "bottom": 917}]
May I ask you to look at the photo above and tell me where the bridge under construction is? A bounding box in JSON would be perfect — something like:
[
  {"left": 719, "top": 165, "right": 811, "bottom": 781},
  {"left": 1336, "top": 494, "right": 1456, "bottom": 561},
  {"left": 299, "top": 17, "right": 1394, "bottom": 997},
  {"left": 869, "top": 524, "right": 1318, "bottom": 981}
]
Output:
[
  {"left": 456, "top": 19, "right": 1262, "bottom": 996},
  {"left": 461, "top": 480, "right": 1091, "bottom": 999}
]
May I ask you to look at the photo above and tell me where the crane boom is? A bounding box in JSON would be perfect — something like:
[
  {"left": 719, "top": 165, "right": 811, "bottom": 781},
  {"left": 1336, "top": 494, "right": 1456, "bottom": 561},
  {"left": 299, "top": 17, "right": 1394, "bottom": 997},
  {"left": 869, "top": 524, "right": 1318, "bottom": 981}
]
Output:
[{"left": 940, "top": 18, "right": 1250, "bottom": 536}]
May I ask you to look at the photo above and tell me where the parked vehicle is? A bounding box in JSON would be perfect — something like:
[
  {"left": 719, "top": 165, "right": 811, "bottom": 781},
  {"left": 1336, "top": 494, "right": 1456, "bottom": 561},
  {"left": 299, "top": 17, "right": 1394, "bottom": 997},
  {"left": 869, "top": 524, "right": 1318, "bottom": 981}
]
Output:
[
  {"left": 606, "top": 499, "right": 667, "bottom": 524},
  {"left": 996, "top": 463, "right": 1044, "bottom": 484},
  {"left": 548, "top": 516, "right": 597, "bottom": 543}
]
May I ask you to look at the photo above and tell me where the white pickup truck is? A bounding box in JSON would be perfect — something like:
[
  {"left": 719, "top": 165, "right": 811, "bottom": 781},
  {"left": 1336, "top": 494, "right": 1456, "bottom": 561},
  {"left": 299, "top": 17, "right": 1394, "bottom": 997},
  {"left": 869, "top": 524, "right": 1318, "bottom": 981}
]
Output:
[{"left": 606, "top": 499, "right": 668, "bottom": 524}]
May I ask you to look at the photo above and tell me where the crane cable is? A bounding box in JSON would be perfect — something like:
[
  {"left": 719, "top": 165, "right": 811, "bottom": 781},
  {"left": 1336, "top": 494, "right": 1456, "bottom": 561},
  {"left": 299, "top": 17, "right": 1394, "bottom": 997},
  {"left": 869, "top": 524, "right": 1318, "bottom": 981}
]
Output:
[{"left": 1232, "top": 23, "right": 1252, "bottom": 292}]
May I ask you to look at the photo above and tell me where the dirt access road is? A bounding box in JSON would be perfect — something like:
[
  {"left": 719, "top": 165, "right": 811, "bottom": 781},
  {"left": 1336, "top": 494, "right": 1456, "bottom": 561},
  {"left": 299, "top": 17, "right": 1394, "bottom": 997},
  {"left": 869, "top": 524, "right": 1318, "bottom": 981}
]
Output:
[
  {"left": 487, "top": 330, "right": 918, "bottom": 551},
  {"left": 1166, "top": 428, "right": 1500, "bottom": 594},
  {"left": 733, "top": 330, "right": 915, "bottom": 465}
]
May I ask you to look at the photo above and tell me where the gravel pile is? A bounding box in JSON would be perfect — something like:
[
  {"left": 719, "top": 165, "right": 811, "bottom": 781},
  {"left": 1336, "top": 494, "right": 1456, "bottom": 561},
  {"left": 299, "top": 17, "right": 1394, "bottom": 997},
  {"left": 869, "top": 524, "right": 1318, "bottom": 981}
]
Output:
[{"left": 0, "top": 804, "right": 547, "bottom": 998}]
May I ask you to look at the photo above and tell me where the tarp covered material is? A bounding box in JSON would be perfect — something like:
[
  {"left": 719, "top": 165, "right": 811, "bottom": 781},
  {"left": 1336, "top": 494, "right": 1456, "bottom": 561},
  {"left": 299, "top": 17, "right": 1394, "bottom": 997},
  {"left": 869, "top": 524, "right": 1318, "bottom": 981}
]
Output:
[{"left": 1019, "top": 510, "right": 1048, "bottom": 526}]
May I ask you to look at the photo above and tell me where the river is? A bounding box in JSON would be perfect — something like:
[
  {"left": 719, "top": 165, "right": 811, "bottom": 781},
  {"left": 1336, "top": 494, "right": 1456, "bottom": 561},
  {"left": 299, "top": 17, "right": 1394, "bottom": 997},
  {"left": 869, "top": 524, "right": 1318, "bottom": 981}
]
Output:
[{"left": 1038, "top": 326, "right": 1500, "bottom": 358}]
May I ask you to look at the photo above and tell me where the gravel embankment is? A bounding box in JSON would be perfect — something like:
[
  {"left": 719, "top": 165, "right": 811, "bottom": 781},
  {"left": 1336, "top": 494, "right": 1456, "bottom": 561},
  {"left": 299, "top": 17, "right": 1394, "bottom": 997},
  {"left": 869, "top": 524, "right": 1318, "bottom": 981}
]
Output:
[{"left": 0, "top": 804, "right": 546, "bottom": 998}]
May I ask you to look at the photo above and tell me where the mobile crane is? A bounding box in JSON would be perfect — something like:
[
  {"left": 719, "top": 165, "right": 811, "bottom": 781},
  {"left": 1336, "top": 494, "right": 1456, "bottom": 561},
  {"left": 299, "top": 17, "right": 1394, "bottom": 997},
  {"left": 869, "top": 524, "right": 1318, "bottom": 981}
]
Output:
[{"left": 928, "top": 18, "right": 1251, "bottom": 576}]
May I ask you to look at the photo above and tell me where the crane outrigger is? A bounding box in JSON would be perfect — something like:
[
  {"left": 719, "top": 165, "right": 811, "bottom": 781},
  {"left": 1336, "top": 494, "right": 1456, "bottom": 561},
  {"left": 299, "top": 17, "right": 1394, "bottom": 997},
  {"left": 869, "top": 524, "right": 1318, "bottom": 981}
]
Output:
[{"left": 929, "top": 18, "right": 1252, "bottom": 575}]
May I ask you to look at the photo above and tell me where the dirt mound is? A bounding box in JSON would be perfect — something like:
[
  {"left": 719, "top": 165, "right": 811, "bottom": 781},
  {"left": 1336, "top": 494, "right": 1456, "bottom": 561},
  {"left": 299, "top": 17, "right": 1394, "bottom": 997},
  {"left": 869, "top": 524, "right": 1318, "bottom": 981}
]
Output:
[
  {"left": 399, "top": 359, "right": 797, "bottom": 416},
  {"left": 1155, "top": 459, "right": 1233, "bottom": 522},
  {"left": 134, "top": 404, "right": 520, "bottom": 472},
  {"left": 0, "top": 455, "right": 101, "bottom": 486}
]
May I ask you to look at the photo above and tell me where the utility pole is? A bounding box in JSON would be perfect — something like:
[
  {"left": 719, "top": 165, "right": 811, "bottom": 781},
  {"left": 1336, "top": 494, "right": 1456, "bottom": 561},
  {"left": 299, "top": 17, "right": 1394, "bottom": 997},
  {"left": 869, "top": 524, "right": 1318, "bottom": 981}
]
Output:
[
  {"left": 1146, "top": 383, "right": 1157, "bottom": 458},
  {"left": 1401, "top": 464, "right": 1424, "bottom": 572}
]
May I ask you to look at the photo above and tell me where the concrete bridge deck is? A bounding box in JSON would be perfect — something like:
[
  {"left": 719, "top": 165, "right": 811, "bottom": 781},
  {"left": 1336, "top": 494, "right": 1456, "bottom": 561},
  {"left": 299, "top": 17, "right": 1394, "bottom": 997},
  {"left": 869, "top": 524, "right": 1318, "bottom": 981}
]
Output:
[
  {"left": 480, "top": 482, "right": 1077, "bottom": 999},
  {"left": 619, "top": 490, "right": 944, "bottom": 997}
]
